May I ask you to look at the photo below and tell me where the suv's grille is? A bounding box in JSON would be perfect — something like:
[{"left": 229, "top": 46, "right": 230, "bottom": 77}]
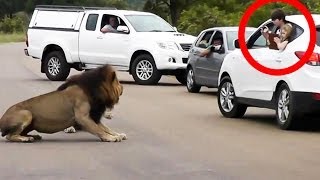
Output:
[{"left": 180, "top": 43, "right": 192, "bottom": 51}]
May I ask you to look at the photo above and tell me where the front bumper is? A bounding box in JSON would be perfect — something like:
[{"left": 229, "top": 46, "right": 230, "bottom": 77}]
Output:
[
  {"left": 153, "top": 49, "right": 189, "bottom": 70},
  {"left": 292, "top": 92, "right": 320, "bottom": 114}
]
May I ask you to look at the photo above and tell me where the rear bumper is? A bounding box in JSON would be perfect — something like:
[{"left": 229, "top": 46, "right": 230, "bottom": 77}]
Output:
[
  {"left": 292, "top": 92, "right": 320, "bottom": 114},
  {"left": 24, "top": 48, "right": 29, "bottom": 56}
]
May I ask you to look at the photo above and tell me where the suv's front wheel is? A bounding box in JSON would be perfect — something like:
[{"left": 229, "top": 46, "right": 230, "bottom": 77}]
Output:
[
  {"left": 218, "top": 76, "right": 247, "bottom": 118},
  {"left": 131, "top": 54, "right": 162, "bottom": 85},
  {"left": 43, "top": 51, "right": 70, "bottom": 81}
]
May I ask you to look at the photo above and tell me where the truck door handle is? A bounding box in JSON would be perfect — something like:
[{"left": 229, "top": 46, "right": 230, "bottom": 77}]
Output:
[
  {"left": 275, "top": 58, "right": 282, "bottom": 63},
  {"left": 97, "top": 36, "right": 103, "bottom": 39}
]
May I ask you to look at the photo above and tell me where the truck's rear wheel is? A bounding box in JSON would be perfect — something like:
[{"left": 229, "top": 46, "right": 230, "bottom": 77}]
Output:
[
  {"left": 131, "top": 54, "right": 162, "bottom": 85},
  {"left": 43, "top": 51, "right": 70, "bottom": 81}
]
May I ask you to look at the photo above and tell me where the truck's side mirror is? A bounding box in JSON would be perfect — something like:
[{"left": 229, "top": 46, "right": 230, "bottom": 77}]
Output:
[
  {"left": 117, "top": 26, "right": 129, "bottom": 34},
  {"left": 234, "top": 39, "right": 240, "bottom": 49}
]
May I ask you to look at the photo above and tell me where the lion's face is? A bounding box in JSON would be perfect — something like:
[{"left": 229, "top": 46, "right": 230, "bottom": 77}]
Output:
[{"left": 100, "top": 65, "right": 123, "bottom": 105}]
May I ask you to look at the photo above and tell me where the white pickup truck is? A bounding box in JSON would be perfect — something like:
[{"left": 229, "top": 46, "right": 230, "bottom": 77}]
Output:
[{"left": 24, "top": 5, "right": 196, "bottom": 85}]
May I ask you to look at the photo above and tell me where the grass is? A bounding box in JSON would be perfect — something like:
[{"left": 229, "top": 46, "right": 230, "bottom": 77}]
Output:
[{"left": 0, "top": 32, "right": 25, "bottom": 44}]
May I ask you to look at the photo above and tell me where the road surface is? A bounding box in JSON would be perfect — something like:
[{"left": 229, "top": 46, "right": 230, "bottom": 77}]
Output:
[{"left": 0, "top": 43, "right": 320, "bottom": 180}]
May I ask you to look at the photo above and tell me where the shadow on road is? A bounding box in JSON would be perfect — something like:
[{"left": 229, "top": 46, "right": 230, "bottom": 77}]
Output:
[
  {"left": 242, "top": 114, "right": 320, "bottom": 132},
  {"left": 119, "top": 80, "right": 183, "bottom": 87}
]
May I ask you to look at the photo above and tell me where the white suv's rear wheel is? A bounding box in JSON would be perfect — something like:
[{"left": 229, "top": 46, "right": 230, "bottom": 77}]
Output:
[
  {"left": 276, "top": 83, "right": 301, "bottom": 130},
  {"left": 218, "top": 76, "right": 247, "bottom": 118},
  {"left": 132, "top": 54, "right": 162, "bottom": 85}
]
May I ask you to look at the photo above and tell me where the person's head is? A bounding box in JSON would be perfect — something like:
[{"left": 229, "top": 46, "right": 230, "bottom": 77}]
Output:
[
  {"left": 271, "top": 8, "right": 286, "bottom": 27},
  {"left": 212, "top": 38, "right": 222, "bottom": 45},
  {"left": 280, "top": 23, "right": 292, "bottom": 40},
  {"left": 109, "top": 16, "right": 119, "bottom": 28}
]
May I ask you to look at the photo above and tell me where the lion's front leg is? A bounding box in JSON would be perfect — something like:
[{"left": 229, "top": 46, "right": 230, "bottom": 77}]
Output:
[
  {"left": 98, "top": 123, "right": 127, "bottom": 140},
  {"left": 74, "top": 103, "right": 122, "bottom": 142}
]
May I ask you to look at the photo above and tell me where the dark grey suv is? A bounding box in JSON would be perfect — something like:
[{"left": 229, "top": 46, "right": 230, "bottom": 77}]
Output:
[{"left": 186, "top": 27, "right": 256, "bottom": 93}]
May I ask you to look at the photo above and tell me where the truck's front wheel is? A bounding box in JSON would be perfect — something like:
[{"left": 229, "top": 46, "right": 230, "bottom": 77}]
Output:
[
  {"left": 43, "top": 51, "right": 70, "bottom": 81},
  {"left": 131, "top": 54, "right": 162, "bottom": 85}
]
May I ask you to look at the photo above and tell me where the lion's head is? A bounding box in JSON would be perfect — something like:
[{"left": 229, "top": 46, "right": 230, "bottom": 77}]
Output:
[{"left": 57, "top": 64, "right": 123, "bottom": 109}]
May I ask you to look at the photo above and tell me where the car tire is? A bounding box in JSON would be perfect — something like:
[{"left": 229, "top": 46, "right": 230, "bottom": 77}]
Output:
[
  {"left": 175, "top": 70, "right": 187, "bottom": 85},
  {"left": 275, "top": 83, "right": 301, "bottom": 130},
  {"left": 131, "top": 54, "right": 162, "bottom": 85},
  {"left": 186, "top": 67, "right": 201, "bottom": 93},
  {"left": 218, "top": 76, "right": 247, "bottom": 118},
  {"left": 44, "top": 51, "right": 70, "bottom": 81}
]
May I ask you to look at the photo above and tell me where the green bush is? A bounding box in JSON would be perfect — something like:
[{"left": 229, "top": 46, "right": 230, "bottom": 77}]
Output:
[{"left": 0, "top": 15, "right": 27, "bottom": 33}]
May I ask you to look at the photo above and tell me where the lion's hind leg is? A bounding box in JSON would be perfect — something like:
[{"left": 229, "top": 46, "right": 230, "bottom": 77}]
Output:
[{"left": 2, "top": 110, "right": 35, "bottom": 143}]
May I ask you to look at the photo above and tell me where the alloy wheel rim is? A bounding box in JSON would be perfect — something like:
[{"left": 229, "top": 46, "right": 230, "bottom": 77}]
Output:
[
  {"left": 48, "top": 57, "right": 61, "bottom": 76},
  {"left": 278, "top": 89, "right": 290, "bottom": 124},
  {"left": 187, "top": 69, "right": 194, "bottom": 89},
  {"left": 136, "top": 60, "right": 153, "bottom": 80},
  {"left": 220, "top": 82, "right": 235, "bottom": 112}
]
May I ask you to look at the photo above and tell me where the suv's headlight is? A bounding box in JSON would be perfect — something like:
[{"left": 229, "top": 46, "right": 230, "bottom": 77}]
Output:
[{"left": 157, "top": 41, "right": 179, "bottom": 50}]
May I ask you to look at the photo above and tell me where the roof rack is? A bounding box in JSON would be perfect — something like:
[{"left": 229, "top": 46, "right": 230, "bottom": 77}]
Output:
[{"left": 35, "top": 5, "right": 117, "bottom": 12}]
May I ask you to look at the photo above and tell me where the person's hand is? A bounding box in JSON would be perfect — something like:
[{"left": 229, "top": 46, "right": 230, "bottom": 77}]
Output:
[
  {"left": 274, "top": 37, "right": 280, "bottom": 44},
  {"left": 199, "top": 49, "right": 210, "bottom": 57}
]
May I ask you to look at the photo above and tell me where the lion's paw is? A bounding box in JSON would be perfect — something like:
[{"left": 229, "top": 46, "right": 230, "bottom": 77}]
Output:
[
  {"left": 118, "top": 133, "right": 127, "bottom": 140},
  {"left": 103, "top": 111, "right": 113, "bottom": 119},
  {"left": 64, "top": 126, "right": 76, "bottom": 133},
  {"left": 101, "top": 135, "right": 121, "bottom": 142}
]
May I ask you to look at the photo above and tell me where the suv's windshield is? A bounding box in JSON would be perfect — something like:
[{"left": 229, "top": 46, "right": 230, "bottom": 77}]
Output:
[
  {"left": 125, "top": 15, "right": 175, "bottom": 32},
  {"left": 226, "top": 31, "right": 255, "bottom": 50}
]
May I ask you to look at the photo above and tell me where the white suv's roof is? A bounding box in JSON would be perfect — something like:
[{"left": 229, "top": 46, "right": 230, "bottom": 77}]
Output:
[{"left": 202, "top": 26, "right": 257, "bottom": 32}]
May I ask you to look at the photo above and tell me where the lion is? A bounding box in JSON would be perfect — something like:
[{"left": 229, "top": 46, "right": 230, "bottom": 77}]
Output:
[{"left": 0, "top": 64, "right": 127, "bottom": 142}]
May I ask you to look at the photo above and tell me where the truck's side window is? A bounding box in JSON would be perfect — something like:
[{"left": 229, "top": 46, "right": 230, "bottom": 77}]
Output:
[
  {"left": 101, "top": 14, "right": 129, "bottom": 32},
  {"left": 86, "top": 14, "right": 99, "bottom": 31}
]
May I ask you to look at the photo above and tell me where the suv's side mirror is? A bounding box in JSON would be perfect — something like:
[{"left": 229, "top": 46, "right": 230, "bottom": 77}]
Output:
[
  {"left": 117, "top": 26, "right": 129, "bottom": 34},
  {"left": 234, "top": 39, "right": 240, "bottom": 49}
]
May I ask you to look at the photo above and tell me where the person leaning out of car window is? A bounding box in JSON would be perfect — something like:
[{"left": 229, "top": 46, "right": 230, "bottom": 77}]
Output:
[
  {"left": 261, "top": 8, "right": 293, "bottom": 50},
  {"left": 101, "top": 15, "right": 119, "bottom": 33},
  {"left": 199, "top": 38, "right": 223, "bottom": 57},
  {"left": 274, "top": 23, "right": 293, "bottom": 51}
]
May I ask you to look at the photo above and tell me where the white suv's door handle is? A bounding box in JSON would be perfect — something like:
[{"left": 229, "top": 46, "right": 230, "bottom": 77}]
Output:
[
  {"left": 275, "top": 57, "right": 282, "bottom": 62},
  {"left": 97, "top": 36, "right": 103, "bottom": 39}
]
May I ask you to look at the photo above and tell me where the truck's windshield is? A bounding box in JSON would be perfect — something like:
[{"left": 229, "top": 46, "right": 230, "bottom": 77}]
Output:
[{"left": 125, "top": 15, "right": 175, "bottom": 32}]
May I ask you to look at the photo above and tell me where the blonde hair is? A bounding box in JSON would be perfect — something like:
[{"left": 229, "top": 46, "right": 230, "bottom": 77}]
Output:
[{"left": 281, "top": 23, "right": 293, "bottom": 41}]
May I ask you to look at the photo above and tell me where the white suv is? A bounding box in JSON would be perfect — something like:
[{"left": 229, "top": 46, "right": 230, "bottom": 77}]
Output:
[
  {"left": 25, "top": 5, "right": 196, "bottom": 85},
  {"left": 217, "top": 14, "right": 320, "bottom": 130}
]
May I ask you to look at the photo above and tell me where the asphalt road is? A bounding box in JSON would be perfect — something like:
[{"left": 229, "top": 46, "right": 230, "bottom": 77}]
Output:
[{"left": 0, "top": 43, "right": 320, "bottom": 180}]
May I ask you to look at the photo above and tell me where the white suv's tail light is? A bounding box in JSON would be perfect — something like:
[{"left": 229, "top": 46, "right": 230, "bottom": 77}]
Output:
[{"left": 295, "top": 51, "right": 320, "bottom": 66}]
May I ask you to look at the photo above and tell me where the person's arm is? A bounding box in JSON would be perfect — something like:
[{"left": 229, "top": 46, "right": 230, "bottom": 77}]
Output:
[
  {"left": 199, "top": 45, "right": 212, "bottom": 57},
  {"left": 274, "top": 38, "right": 288, "bottom": 51},
  {"left": 101, "top": 25, "right": 117, "bottom": 33}
]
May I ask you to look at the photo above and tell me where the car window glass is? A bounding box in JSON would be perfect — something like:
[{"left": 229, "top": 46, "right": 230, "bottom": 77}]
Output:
[
  {"left": 248, "top": 22, "right": 275, "bottom": 48},
  {"left": 196, "top": 30, "right": 214, "bottom": 48},
  {"left": 86, "top": 14, "right": 99, "bottom": 31},
  {"left": 226, "top": 30, "right": 254, "bottom": 50}
]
